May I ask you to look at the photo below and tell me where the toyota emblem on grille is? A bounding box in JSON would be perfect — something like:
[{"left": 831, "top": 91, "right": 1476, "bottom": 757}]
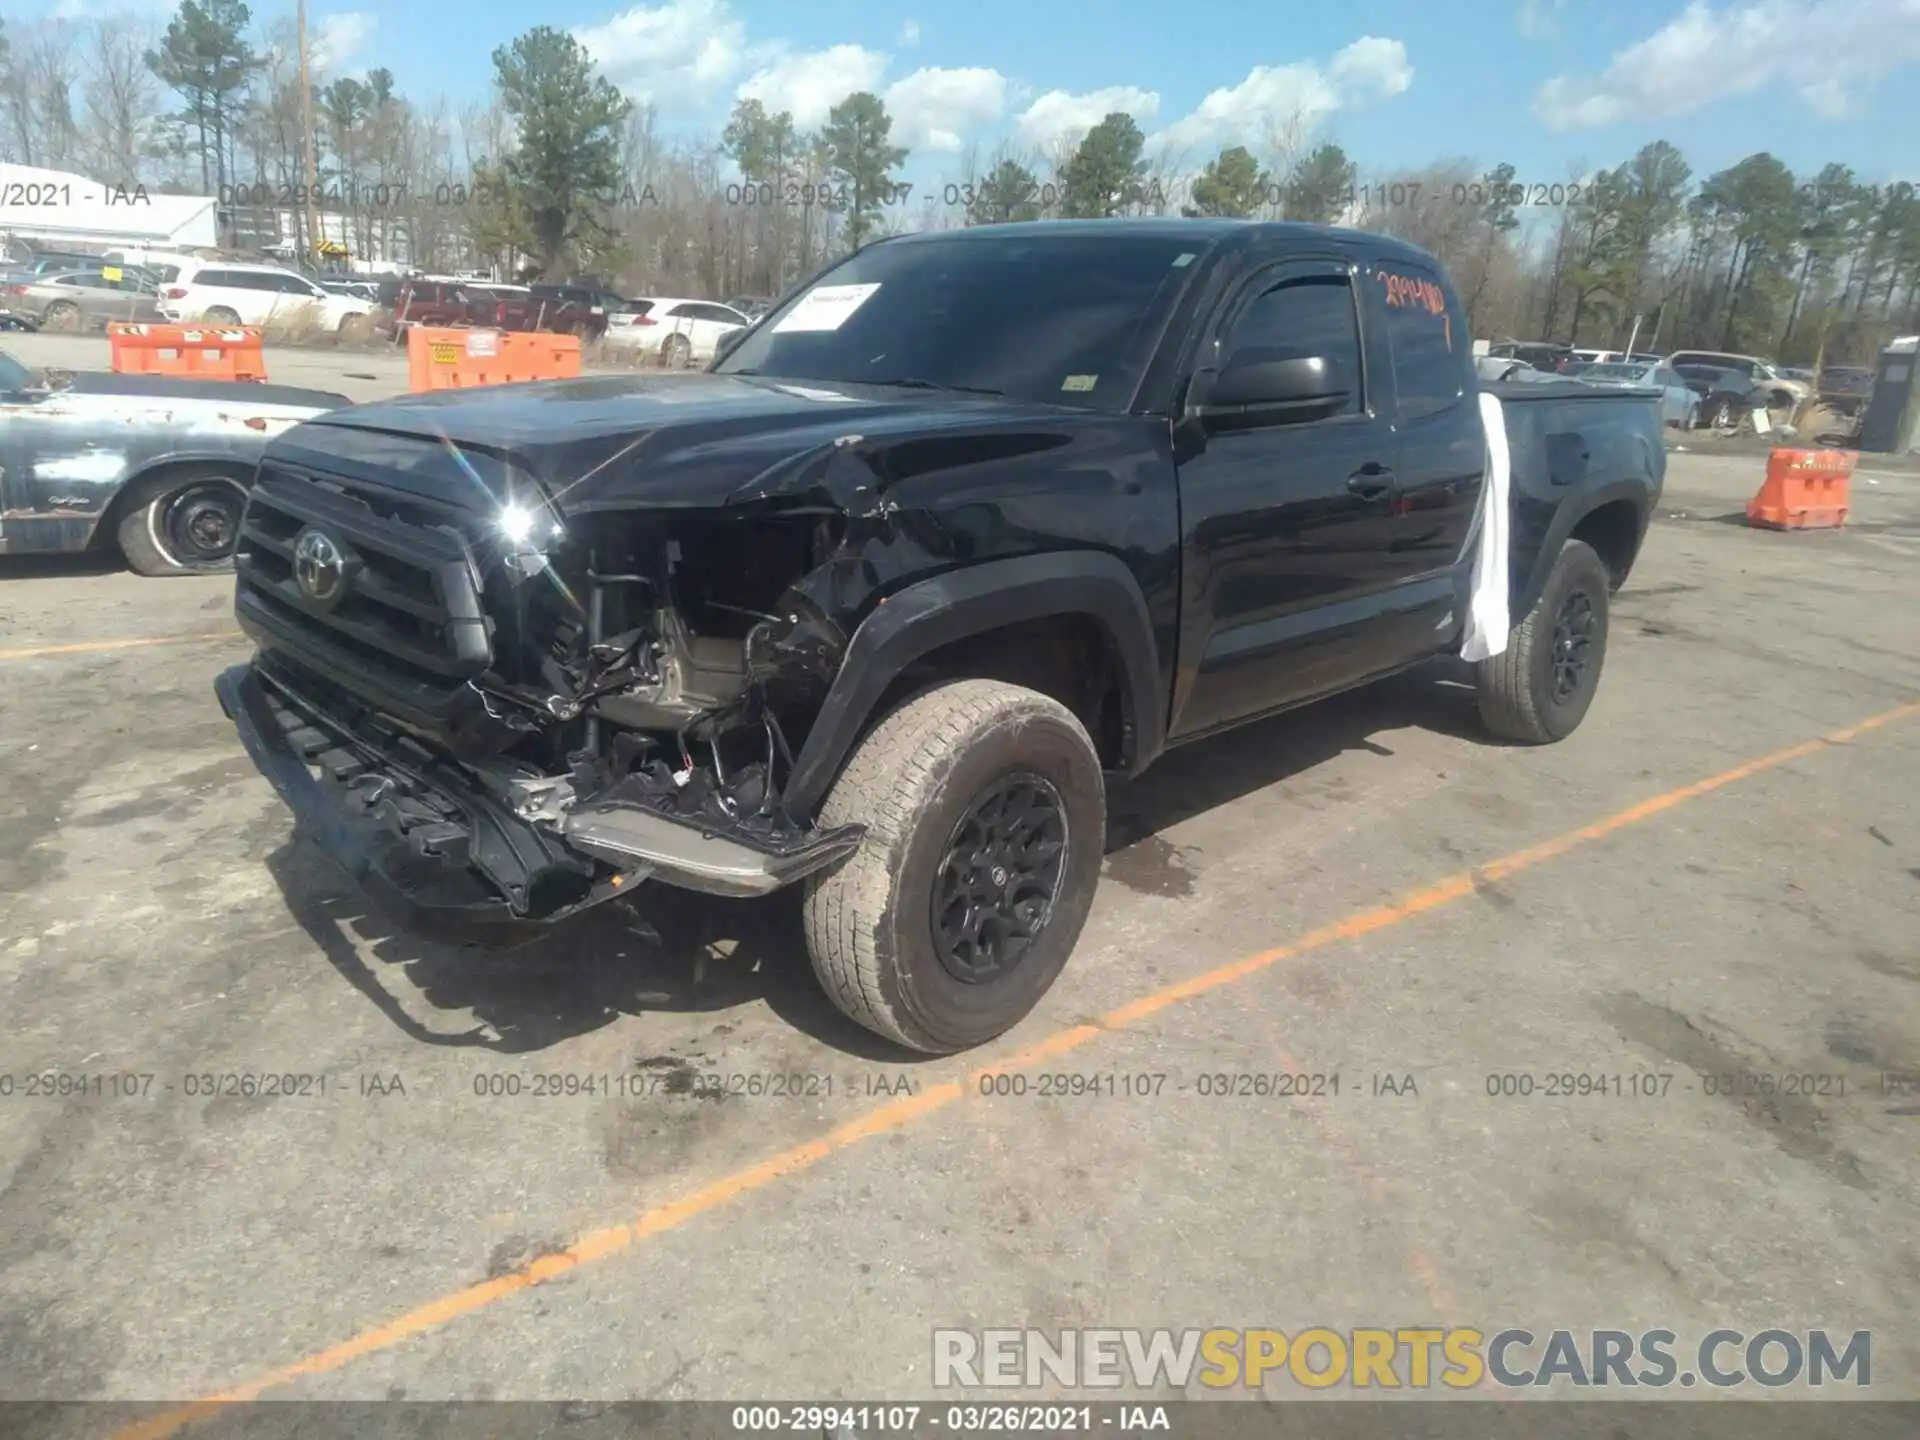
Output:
[{"left": 293, "top": 527, "right": 348, "bottom": 605}]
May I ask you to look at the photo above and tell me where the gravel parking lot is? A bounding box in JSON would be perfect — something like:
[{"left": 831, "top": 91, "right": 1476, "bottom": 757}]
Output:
[{"left": 2, "top": 340, "right": 1917, "bottom": 1427}]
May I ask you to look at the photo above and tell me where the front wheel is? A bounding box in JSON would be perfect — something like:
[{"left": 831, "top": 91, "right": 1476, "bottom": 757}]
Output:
[
  {"left": 115, "top": 471, "right": 249, "bottom": 577},
  {"left": 802, "top": 679, "right": 1107, "bottom": 1054},
  {"left": 1474, "top": 538, "right": 1611, "bottom": 745}
]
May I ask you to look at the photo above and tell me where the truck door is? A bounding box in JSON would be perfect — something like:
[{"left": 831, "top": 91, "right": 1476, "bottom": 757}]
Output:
[
  {"left": 1169, "top": 255, "right": 1418, "bottom": 739},
  {"left": 1365, "top": 256, "right": 1486, "bottom": 598}
]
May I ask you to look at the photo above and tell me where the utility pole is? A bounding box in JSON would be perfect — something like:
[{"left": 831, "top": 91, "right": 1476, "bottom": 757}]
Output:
[{"left": 297, "top": 0, "right": 323, "bottom": 274}]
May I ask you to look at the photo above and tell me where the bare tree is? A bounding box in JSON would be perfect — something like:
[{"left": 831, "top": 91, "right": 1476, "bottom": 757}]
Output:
[
  {"left": 79, "top": 15, "right": 160, "bottom": 182},
  {"left": 1256, "top": 106, "right": 1312, "bottom": 219}
]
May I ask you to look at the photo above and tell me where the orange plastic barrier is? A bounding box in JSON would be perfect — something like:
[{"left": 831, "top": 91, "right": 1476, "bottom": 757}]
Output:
[
  {"left": 1746, "top": 448, "right": 1854, "bottom": 531},
  {"left": 407, "top": 327, "right": 582, "bottom": 392},
  {"left": 108, "top": 322, "right": 268, "bottom": 382}
]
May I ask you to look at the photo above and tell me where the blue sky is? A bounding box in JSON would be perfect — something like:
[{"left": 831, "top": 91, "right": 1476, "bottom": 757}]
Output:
[{"left": 14, "top": 0, "right": 1920, "bottom": 193}]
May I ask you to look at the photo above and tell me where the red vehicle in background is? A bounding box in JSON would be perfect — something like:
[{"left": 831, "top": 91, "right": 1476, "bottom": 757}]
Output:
[{"left": 375, "top": 275, "right": 606, "bottom": 340}]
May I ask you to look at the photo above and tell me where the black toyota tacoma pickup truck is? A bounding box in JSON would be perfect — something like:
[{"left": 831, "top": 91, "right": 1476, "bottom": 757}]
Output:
[{"left": 215, "top": 220, "right": 1663, "bottom": 1053}]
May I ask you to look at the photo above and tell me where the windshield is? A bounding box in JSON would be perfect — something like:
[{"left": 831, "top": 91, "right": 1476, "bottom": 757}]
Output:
[
  {"left": 713, "top": 232, "right": 1208, "bottom": 411},
  {"left": 1583, "top": 363, "right": 1655, "bottom": 382}
]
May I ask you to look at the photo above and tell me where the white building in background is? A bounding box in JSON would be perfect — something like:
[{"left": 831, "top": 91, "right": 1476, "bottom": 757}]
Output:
[{"left": 0, "top": 162, "right": 218, "bottom": 250}]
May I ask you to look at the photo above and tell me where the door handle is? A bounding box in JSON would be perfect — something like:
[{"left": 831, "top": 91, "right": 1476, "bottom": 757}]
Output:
[{"left": 1347, "top": 463, "right": 1395, "bottom": 500}]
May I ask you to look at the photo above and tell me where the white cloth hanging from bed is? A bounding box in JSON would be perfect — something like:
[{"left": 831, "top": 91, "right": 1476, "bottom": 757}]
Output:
[{"left": 1459, "top": 390, "right": 1511, "bottom": 663}]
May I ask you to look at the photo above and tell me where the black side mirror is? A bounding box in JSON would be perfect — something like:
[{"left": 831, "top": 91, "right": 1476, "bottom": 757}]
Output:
[{"left": 1196, "top": 348, "right": 1351, "bottom": 428}]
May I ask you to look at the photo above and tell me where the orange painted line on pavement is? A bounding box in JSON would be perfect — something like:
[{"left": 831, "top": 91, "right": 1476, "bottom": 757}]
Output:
[
  {"left": 0, "top": 631, "right": 242, "bottom": 662},
  {"left": 111, "top": 697, "right": 1920, "bottom": 1440}
]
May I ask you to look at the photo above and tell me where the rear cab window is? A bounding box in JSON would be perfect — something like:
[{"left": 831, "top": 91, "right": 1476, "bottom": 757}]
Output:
[{"left": 1371, "top": 259, "right": 1466, "bottom": 421}]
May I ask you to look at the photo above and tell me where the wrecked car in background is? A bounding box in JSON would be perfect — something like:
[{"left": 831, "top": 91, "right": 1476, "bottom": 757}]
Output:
[
  {"left": 214, "top": 220, "right": 1661, "bottom": 1054},
  {"left": 0, "top": 348, "right": 349, "bottom": 575}
]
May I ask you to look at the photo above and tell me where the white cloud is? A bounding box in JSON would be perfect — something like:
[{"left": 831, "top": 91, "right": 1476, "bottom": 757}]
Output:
[
  {"left": 573, "top": 0, "right": 755, "bottom": 114},
  {"left": 311, "top": 13, "right": 375, "bottom": 73},
  {"left": 1148, "top": 36, "right": 1412, "bottom": 155},
  {"left": 1151, "top": 66, "right": 1337, "bottom": 153},
  {"left": 1516, "top": 0, "right": 1567, "bottom": 40},
  {"left": 721, "top": 20, "right": 1005, "bottom": 153},
  {"left": 884, "top": 67, "right": 1008, "bottom": 152},
  {"left": 899, "top": 20, "right": 922, "bottom": 47},
  {"left": 1534, "top": 0, "right": 1920, "bottom": 130},
  {"left": 1329, "top": 36, "right": 1413, "bottom": 98},
  {"left": 1013, "top": 85, "right": 1161, "bottom": 148},
  {"left": 735, "top": 44, "right": 890, "bottom": 128}
]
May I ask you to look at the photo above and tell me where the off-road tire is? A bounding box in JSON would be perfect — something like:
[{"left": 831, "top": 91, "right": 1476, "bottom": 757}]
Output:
[
  {"left": 802, "top": 679, "right": 1106, "bottom": 1054},
  {"left": 1475, "top": 538, "right": 1611, "bottom": 745},
  {"left": 115, "top": 471, "right": 249, "bottom": 577}
]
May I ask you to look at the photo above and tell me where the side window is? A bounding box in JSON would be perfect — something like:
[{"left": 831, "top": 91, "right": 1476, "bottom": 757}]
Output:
[
  {"left": 1376, "top": 264, "right": 1463, "bottom": 420},
  {"left": 665, "top": 302, "right": 696, "bottom": 319},
  {"left": 1221, "top": 272, "right": 1364, "bottom": 418}
]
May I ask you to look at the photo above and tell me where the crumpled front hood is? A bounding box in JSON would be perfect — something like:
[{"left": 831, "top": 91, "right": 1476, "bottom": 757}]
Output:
[{"left": 265, "top": 372, "right": 1083, "bottom": 517}]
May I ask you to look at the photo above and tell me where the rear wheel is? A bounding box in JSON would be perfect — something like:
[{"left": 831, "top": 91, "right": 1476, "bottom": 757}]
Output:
[
  {"left": 661, "top": 333, "right": 692, "bottom": 369},
  {"left": 43, "top": 300, "right": 82, "bottom": 332},
  {"left": 115, "top": 471, "right": 250, "bottom": 577},
  {"left": 203, "top": 305, "right": 242, "bottom": 327},
  {"left": 1475, "top": 539, "right": 1611, "bottom": 745},
  {"left": 802, "top": 679, "right": 1106, "bottom": 1054}
]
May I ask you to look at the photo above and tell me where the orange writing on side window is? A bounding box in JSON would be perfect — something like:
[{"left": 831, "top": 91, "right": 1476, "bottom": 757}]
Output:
[{"left": 1379, "top": 272, "right": 1452, "bottom": 348}]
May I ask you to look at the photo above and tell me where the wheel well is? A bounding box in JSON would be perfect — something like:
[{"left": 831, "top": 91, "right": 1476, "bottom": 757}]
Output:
[
  {"left": 1569, "top": 499, "right": 1642, "bottom": 590},
  {"left": 865, "top": 614, "right": 1128, "bottom": 768},
  {"left": 91, "top": 459, "right": 252, "bottom": 553}
]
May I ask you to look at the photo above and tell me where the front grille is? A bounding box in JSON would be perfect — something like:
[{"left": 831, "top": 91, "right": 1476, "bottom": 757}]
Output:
[{"left": 236, "top": 465, "right": 493, "bottom": 719}]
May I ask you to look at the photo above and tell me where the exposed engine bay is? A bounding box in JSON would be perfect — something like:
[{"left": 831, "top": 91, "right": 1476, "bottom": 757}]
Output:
[
  {"left": 471, "top": 508, "right": 852, "bottom": 844},
  {"left": 233, "top": 495, "right": 881, "bottom": 930}
]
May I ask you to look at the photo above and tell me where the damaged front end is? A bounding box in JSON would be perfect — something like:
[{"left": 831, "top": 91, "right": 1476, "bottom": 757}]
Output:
[{"left": 221, "top": 441, "right": 904, "bottom": 942}]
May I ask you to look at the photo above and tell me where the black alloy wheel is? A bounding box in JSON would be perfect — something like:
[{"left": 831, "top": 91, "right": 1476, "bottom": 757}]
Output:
[
  {"left": 1551, "top": 590, "right": 1598, "bottom": 702},
  {"left": 931, "top": 773, "right": 1069, "bottom": 983}
]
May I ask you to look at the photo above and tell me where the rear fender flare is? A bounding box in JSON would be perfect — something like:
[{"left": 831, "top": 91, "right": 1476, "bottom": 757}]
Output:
[
  {"left": 1514, "top": 478, "right": 1652, "bottom": 619},
  {"left": 781, "top": 551, "right": 1163, "bottom": 821}
]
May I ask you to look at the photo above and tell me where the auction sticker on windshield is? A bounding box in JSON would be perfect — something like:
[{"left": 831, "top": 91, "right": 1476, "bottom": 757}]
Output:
[{"left": 774, "top": 282, "right": 881, "bottom": 333}]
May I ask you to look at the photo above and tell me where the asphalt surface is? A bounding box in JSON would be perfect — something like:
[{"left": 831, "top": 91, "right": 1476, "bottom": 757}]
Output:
[{"left": 1, "top": 347, "right": 1917, "bottom": 1425}]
